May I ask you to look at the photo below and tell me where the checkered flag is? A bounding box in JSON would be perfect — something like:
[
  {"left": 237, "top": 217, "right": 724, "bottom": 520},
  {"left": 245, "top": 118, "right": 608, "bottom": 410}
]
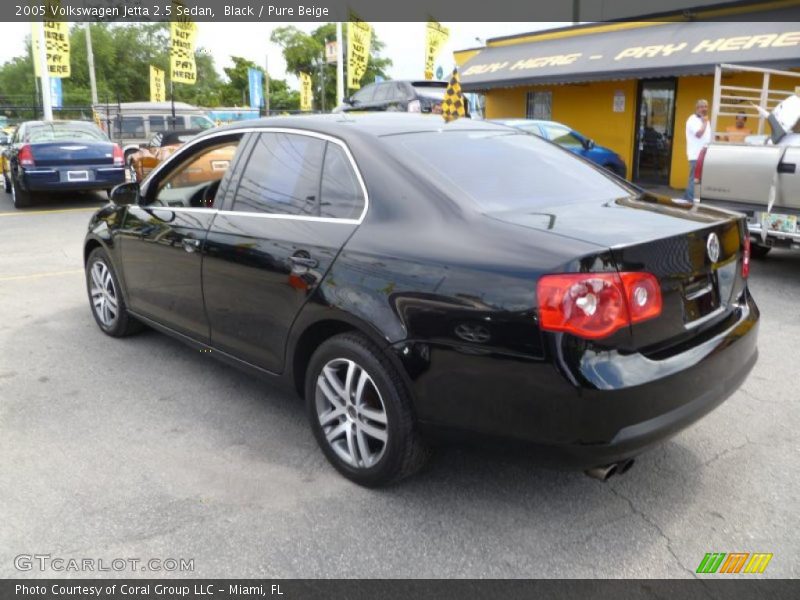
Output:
[{"left": 442, "top": 67, "right": 466, "bottom": 123}]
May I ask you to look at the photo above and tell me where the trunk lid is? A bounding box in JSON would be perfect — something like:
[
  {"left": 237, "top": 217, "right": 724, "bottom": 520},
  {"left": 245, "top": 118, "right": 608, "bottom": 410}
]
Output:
[
  {"left": 489, "top": 194, "right": 748, "bottom": 352},
  {"left": 30, "top": 141, "right": 116, "bottom": 167}
]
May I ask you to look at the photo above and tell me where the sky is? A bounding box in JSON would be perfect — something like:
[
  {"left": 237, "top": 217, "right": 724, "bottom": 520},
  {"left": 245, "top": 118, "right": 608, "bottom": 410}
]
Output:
[{"left": 0, "top": 22, "right": 567, "bottom": 90}]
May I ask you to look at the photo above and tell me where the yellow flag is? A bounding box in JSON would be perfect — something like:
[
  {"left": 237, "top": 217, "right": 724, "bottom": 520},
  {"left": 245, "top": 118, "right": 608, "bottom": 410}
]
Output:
[
  {"left": 347, "top": 17, "right": 371, "bottom": 90},
  {"left": 424, "top": 21, "right": 449, "bottom": 81},
  {"left": 300, "top": 72, "right": 313, "bottom": 112},
  {"left": 150, "top": 66, "right": 166, "bottom": 102},
  {"left": 442, "top": 68, "right": 466, "bottom": 123},
  {"left": 31, "top": 18, "right": 71, "bottom": 78},
  {"left": 170, "top": 2, "right": 197, "bottom": 85}
]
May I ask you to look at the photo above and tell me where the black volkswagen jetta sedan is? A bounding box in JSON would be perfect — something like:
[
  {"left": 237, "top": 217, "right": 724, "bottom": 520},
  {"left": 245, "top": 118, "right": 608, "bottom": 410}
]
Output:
[{"left": 83, "top": 114, "right": 759, "bottom": 486}]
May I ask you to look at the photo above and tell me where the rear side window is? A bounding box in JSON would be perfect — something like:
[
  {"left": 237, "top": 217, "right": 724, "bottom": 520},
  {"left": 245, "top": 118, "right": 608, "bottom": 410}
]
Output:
[
  {"left": 351, "top": 84, "right": 376, "bottom": 104},
  {"left": 542, "top": 124, "right": 583, "bottom": 149},
  {"left": 320, "top": 143, "right": 364, "bottom": 220},
  {"left": 234, "top": 132, "right": 325, "bottom": 216},
  {"left": 148, "top": 116, "right": 168, "bottom": 133},
  {"left": 387, "top": 130, "right": 631, "bottom": 211},
  {"left": 120, "top": 116, "right": 145, "bottom": 137}
]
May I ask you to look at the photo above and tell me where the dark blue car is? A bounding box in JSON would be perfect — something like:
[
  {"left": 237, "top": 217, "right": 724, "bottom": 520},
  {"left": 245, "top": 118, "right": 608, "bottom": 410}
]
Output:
[
  {"left": 495, "top": 119, "right": 628, "bottom": 178},
  {"left": 2, "top": 120, "right": 125, "bottom": 209}
]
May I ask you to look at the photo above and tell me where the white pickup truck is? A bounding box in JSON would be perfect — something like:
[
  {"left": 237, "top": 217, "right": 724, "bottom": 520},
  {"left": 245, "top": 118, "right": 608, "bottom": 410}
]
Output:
[{"left": 695, "top": 64, "right": 800, "bottom": 257}]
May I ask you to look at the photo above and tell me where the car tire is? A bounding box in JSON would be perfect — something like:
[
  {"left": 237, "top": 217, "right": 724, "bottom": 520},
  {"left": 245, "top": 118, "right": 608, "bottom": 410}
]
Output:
[
  {"left": 85, "top": 247, "right": 143, "bottom": 337},
  {"left": 750, "top": 242, "right": 772, "bottom": 259},
  {"left": 305, "top": 332, "right": 429, "bottom": 487},
  {"left": 11, "top": 177, "right": 32, "bottom": 208}
]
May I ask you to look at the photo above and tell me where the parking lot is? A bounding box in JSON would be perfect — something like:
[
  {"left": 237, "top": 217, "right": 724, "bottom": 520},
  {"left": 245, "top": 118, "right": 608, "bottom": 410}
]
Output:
[{"left": 0, "top": 189, "right": 798, "bottom": 579}]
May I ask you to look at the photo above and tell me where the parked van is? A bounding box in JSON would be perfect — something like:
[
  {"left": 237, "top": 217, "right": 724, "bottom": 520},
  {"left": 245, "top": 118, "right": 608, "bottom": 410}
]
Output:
[{"left": 93, "top": 101, "right": 215, "bottom": 161}]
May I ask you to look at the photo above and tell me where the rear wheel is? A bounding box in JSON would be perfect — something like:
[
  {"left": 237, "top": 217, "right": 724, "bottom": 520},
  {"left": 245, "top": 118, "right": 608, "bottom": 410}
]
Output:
[
  {"left": 85, "top": 247, "right": 143, "bottom": 337},
  {"left": 750, "top": 243, "right": 772, "bottom": 259},
  {"left": 305, "top": 333, "right": 429, "bottom": 487},
  {"left": 11, "top": 177, "right": 32, "bottom": 208}
]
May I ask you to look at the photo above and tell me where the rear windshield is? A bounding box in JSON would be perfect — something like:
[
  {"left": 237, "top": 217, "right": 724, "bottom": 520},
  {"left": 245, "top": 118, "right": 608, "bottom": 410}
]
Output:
[
  {"left": 386, "top": 130, "right": 632, "bottom": 211},
  {"left": 25, "top": 122, "right": 107, "bottom": 143}
]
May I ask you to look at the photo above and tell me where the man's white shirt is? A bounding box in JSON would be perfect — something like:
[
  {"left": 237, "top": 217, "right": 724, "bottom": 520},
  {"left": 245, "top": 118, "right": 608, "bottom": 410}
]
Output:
[{"left": 685, "top": 114, "right": 711, "bottom": 160}]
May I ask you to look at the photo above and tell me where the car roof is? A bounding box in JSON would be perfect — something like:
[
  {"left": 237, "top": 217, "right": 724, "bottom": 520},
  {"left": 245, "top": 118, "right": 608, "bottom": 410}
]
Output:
[
  {"left": 199, "top": 113, "right": 512, "bottom": 141},
  {"left": 493, "top": 119, "right": 569, "bottom": 129}
]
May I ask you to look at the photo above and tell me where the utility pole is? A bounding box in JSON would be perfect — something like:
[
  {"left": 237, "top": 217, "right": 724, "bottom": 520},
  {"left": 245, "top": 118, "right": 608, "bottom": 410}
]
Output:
[
  {"left": 86, "top": 24, "right": 98, "bottom": 105},
  {"left": 37, "top": 22, "right": 53, "bottom": 121},
  {"left": 319, "top": 50, "right": 326, "bottom": 113},
  {"left": 336, "top": 22, "right": 344, "bottom": 106},
  {"left": 265, "top": 54, "right": 270, "bottom": 115}
]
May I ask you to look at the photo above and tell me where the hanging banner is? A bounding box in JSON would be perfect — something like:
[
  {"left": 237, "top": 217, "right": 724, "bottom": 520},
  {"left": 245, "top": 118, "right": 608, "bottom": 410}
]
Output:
[
  {"left": 248, "top": 67, "right": 264, "bottom": 109},
  {"left": 31, "top": 19, "right": 71, "bottom": 78},
  {"left": 49, "top": 77, "right": 62, "bottom": 108},
  {"left": 347, "top": 16, "right": 371, "bottom": 90},
  {"left": 170, "top": 2, "right": 198, "bottom": 85},
  {"left": 299, "top": 72, "right": 313, "bottom": 111},
  {"left": 150, "top": 66, "right": 166, "bottom": 102},
  {"left": 424, "top": 20, "right": 449, "bottom": 81},
  {"left": 325, "top": 40, "right": 338, "bottom": 65}
]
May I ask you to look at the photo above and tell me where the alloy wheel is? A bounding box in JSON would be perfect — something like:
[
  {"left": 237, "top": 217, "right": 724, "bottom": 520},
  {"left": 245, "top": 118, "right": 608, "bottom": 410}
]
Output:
[
  {"left": 315, "top": 358, "right": 388, "bottom": 469},
  {"left": 89, "top": 260, "right": 119, "bottom": 328}
]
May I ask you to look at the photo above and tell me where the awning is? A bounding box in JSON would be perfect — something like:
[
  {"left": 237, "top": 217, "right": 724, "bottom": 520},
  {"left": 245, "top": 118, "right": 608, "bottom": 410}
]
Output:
[{"left": 460, "top": 16, "right": 800, "bottom": 91}]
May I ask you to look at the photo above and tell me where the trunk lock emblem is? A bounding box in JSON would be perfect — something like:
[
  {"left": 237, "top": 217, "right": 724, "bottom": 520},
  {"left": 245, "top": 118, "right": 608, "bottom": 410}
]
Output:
[{"left": 707, "top": 233, "right": 720, "bottom": 263}]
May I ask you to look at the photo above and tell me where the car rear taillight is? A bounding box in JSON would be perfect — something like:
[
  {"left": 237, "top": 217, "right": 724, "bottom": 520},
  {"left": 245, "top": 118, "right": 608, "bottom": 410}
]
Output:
[
  {"left": 537, "top": 272, "right": 663, "bottom": 340},
  {"left": 693, "top": 146, "right": 707, "bottom": 184},
  {"left": 407, "top": 99, "right": 421, "bottom": 113},
  {"left": 18, "top": 144, "right": 35, "bottom": 167},
  {"left": 742, "top": 234, "right": 751, "bottom": 279},
  {"left": 112, "top": 144, "right": 124, "bottom": 167}
]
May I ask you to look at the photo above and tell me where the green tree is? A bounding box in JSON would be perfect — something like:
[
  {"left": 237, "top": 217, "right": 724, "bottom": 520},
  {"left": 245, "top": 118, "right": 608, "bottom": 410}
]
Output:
[
  {"left": 270, "top": 24, "right": 391, "bottom": 111},
  {"left": 0, "top": 23, "right": 224, "bottom": 110}
]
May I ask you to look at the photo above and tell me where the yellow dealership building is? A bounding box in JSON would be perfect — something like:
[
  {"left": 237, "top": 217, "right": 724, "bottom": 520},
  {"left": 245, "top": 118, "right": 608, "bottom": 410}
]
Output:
[{"left": 456, "top": 4, "right": 800, "bottom": 189}]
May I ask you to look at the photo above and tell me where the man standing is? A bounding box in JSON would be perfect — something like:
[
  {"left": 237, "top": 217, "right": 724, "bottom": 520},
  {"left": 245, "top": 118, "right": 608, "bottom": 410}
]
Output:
[{"left": 684, "top": 99, "right": 711, "bottom": 200}]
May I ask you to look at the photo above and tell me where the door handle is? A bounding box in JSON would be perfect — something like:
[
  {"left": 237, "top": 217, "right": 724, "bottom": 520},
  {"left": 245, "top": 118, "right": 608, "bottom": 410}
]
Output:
[
  {"left": 289, "top": 255, "right": 318, "bottom": 268},
  {"left": 778, "top": 162, "right": 796, "bottom": 174},
  {"left": 181, "top": 237, "right": 202, "bottom": 253}
]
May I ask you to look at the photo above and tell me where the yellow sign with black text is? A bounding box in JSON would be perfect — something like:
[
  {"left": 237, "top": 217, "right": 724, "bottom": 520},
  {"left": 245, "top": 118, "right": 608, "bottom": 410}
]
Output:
[
  {"left": 31, "top": 19, "right": 71, "bottom": 78},
  {"left": 300, "top": 72, "right": 313, "bottom": 111},
  {"left": 170, "top": 2, "right": 198, "bottom": 85},
  {"left": 150, "top": 66, "right": 166, "bottom": 102},
  {"left": 425, "top": 21, "right": 449, "bottom": 80},
  {"left": 347, "top": 17, "right": 372, "bottom": 90}
]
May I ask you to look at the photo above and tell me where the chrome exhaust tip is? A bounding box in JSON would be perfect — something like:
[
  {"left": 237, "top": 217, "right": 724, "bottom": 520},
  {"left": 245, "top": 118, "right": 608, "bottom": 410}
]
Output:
[
  {"left": 585, "top": 459, "right": 635, "bottom": 481},
  {"left": 584, "top": 463, "right": 618, "bottom": 481}
]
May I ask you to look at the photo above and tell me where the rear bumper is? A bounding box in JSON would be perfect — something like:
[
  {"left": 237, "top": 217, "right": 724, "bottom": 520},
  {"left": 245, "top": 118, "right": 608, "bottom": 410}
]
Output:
[
  {"left": 399, "top": 290, "right": 759, "bottom": 469},
  {"left": 21, "top": 166, "right": 125, "bottom": 192}
]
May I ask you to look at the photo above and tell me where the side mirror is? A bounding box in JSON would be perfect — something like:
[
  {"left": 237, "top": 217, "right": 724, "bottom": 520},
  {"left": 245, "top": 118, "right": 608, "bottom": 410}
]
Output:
[
  {"left": 109, "top": 182, "right": 139, "bottom": 206},
  {"left": 584, "top": 138, "right": 596, "bottom": 150},
  {"left": 344, "top": 96, "right": 354, "bottom": 106}
]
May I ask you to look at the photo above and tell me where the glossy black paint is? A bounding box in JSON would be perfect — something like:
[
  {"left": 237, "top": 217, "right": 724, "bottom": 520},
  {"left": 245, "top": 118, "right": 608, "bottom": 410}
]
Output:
[{"left": 85, "top": 114, "right": 759, "bottom": 469}]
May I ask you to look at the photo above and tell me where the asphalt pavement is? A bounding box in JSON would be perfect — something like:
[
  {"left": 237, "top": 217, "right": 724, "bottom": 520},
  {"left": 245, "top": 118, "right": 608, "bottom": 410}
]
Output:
[{"left": 0, "top": 189, "right": 798, "bottom": 578}]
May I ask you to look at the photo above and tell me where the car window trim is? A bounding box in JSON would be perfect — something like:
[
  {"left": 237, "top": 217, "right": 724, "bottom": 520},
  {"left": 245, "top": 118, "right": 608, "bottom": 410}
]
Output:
[{"left": 143, "top": 126, "right": 369, "bottom": 225}]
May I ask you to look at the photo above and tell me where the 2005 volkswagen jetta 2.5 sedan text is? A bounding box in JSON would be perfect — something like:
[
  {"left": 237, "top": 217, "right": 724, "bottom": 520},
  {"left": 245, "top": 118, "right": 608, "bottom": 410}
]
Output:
[{"left": 83, "top": 114, "right": 759, "bottom": 486}]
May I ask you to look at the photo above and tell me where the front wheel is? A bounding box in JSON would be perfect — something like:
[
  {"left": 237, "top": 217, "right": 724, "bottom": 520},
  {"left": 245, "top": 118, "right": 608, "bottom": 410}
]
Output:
[
  {"left": 85, "top": 247, "right": 143, "bottom": 337},
  {"left": 305, "top": 333, "right": 429, "bottom": 487}
]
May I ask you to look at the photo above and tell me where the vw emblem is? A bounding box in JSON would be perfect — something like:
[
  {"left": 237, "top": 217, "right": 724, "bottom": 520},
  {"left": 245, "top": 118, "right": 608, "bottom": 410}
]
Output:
[{"left": 706, "top": 233, "right": 721, "bottom": 263}]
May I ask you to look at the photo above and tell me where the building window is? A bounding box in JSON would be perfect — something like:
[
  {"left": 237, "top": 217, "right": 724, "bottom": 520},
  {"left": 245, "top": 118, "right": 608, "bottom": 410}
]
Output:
[{"left": 526, "top": 91, "right": 552, "bottom": 120}]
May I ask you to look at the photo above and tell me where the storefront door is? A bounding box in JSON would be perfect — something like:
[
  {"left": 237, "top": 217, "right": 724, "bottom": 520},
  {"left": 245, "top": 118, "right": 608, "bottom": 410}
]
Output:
[{"left": 634, "top": 79, "right": 677, "bottom": 185}]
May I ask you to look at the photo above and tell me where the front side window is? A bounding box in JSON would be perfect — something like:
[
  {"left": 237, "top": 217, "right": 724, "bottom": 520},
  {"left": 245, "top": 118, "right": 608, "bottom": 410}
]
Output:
[
  {"left": 351, "top": 84, "right": 376, "bottom": 105},
  {"left": 190, "top": 115, "right": 215, "bottom": 130},
  {"left": 233, "top": 133, "right": 325, "bottom": 216},
  {"left": 148, "top": 136, "right": 242, "bottom": 209}
]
